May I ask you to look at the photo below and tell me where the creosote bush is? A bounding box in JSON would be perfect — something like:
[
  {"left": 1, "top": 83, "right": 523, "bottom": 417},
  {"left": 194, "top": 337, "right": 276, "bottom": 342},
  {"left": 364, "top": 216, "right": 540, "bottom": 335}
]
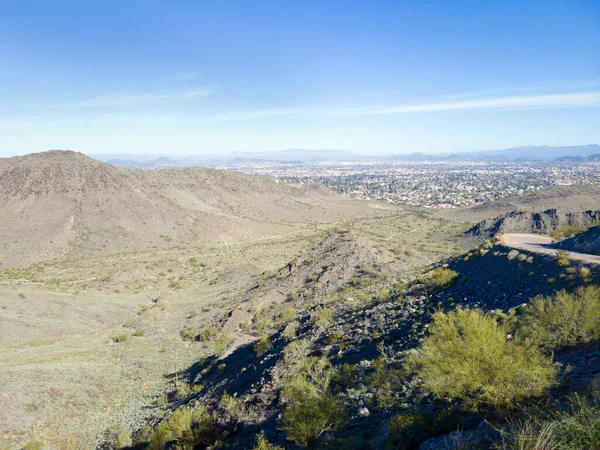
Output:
[
  {"left": 144, "top": 406, "right": 217, "bottom": 450},
  {"left": 280, "top": 357, "right": 344, "bottom": 449},
  {"left": 516, "top": 286, "right": 600, "bottom": 350},
  {"left": 555, "top": 249, "right": 571, "bottom": 267},
  {"left": 417, "top": 267, "right": 458, "bottom": 290},
  {"left": 497, "top": 393, "right": 600, "bottom": 450},
  {"left": 252, "top": 431, "right": 284, "bottom": 450},
  {"left": 254, "top": 334, "right": 273, "bottom": 356},
  {"left": 408, "top": 308, "right": 558, "bottom": 409}
]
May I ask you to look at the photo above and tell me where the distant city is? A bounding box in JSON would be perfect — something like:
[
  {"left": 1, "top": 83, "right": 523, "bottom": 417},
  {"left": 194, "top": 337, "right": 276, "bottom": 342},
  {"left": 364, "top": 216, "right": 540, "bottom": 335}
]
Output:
[{"left": 95, "top": 144, "right": 600, "bottom": 208}]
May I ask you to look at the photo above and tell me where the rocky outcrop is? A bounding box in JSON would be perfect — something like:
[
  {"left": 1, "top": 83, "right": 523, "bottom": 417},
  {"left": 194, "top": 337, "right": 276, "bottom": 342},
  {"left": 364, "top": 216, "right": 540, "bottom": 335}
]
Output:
[
  {"left": 558, "top": 226, "right": 600, "bottom": 255},
  {"left": 466, "top": 209, "right": 600, "bottom": 238}
]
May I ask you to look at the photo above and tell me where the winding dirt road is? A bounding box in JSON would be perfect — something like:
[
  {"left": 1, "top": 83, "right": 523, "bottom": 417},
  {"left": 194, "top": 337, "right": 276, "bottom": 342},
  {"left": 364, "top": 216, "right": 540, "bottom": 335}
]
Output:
[{"left": 500, "top": 233, "right": 600, "bottom": 265}]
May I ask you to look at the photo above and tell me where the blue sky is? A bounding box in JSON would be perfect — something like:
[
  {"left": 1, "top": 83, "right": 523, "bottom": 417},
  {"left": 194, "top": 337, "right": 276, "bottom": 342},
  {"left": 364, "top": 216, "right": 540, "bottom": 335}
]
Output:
[{"left": 0, "top": 0, "right": 598, "bottom": 156}]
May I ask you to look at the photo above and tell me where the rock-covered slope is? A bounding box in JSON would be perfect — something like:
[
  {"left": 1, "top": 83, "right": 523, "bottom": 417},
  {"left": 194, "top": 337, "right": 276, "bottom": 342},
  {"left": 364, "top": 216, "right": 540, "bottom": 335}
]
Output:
[
  {"left": 558, "top": 226, "right": 600, "bottom": 255},
  {"left": 466, "top": 208, "right": 600, "bottom": 238}
]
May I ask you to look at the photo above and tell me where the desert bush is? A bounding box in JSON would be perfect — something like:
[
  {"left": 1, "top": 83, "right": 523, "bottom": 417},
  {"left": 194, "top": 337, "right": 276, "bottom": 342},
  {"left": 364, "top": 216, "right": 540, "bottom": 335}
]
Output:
[
  {"left": 417, "top": 267, "right": 458, "bottom": 289},
  {"left": 497, "top": 394, "right": 600, "bottom": 450},
  {"left": 22, "top": 441, "right": 45, "bottom": 450},
  {"left": 220, "top": 392, "right": 248, "bottom": 420},
  {"left": 255, "top": 318, "right": 274, "bottom": 335},
  {"left": 146, "top": 406, "right": 216, "bottom": 450},
  {"left": 550, "top": 224, "right": 588, "bottom": 241},
  {"left": 555, "top": 249, "right": 571, "bottom": 267},
  {"left": 579, "top": 266, "right": 592, "bottom": 282},
  {"left": 252, "top": 431, "right": 284, "bottom": 450},
  {"left": 212, "top": 334, "right": 232, "bottom": 355},
  {"left": 114, "top": 429, "right": 131, "bottom": 449},
  {"left": 516, "top": 286, "right": 600, "bottom": 350},
  {"left": 312, "top": 306, "right": 333, "bottom": 329},
  {"left": 282, "top": 323, "right": 297, "bottom": 341},
  {"left": 198, "top": 327, "right": 218, "bottom": 342},
  {"left": 112, "top": 334, "right": 129, "bottom": 343},
  {"left": 280, "top": 357, "right": 344, "bottom": 449},
  {"left": 277, "top": 307, "right": 297, "bottom": 323},
  {"left": 408, "top": 308, "right": 558, "bottom": 409},
  {"left": 254, "top": 334, "right": 273, "bottom": 356},
  {"left": 132, "top": 329, "right": 144, "bottom": 337},
  {"left": 180, "top": 328, "right": 196, "bottom": 341}
]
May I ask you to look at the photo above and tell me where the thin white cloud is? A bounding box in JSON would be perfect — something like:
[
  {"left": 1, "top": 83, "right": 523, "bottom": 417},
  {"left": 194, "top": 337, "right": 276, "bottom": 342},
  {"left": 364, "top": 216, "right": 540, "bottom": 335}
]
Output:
[
  {"left": 329, "top": 91, "right": 600, "bottom": 116},
  {"left": 56, "top": 87, "right": 214, "bottom": 108},
  {"left": 193, "top": 91, "right": 600, "bottom": 123}
]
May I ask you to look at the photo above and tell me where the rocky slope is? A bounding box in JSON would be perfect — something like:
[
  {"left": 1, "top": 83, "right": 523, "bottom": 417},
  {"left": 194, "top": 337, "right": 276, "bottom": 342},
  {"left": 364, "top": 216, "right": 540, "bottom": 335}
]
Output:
[
  {"left": 558, "top": 225, "right": 600, "bottom": 255},
  {"left": 465, "top": 208, "right": 600, "bottom": 238}
]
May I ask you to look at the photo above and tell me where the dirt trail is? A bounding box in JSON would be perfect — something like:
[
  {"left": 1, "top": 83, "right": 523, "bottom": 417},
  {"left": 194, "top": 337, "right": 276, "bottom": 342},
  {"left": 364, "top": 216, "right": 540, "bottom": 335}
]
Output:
[{"left": 500, "top": 233, "right": 600, "bottom": 264}]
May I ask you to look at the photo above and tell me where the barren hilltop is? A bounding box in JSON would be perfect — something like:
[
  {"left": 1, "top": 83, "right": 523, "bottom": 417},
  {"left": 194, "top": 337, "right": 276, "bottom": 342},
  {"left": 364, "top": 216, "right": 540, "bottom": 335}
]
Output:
[{"left": 0, "top": 151, "right": 379, "bottom": 266}]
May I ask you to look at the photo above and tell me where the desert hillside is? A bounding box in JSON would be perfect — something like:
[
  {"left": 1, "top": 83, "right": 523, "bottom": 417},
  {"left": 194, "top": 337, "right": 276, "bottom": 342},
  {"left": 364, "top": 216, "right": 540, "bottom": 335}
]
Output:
[{"left": 0, "top": 151, "right": 379, "bottom": 266}]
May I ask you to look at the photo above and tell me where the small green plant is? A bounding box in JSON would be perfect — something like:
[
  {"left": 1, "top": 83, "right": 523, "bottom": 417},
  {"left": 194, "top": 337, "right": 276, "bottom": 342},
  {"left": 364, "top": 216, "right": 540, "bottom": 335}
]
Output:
[
  {"left": 180, "top": 328, "right": 196, "bottom": 341},
  {"left": 112, "top": 334, "right": 129, "bottom": 343},
  {"left": 555, "top": 249, "right": 571, "bottom": 267},
  {"left": 282, "top": 323, "right": 297, "bottom": 341},
  {"left": 408, "top": 308, "right": 558, "bottom": 409},
  {"left": 217, "top": 363, "right": 227, "bottom": 375},
  {"left": 496, "top": 393, "right": 600, "bottom": 450},
  {"left": 312, "top": 306, "right": 333, "bottom": 329},
  {"left": 115, "top": 429, "right": 131, "bottom": 449},
  {"left": 132, "top": 329, "right": 145, "bottom": 337},
  {"left": 198, "top": 327, "right": 218, "bottom": 342},
  {"left": 22, "top": 441, "right": 45, "bottom": 450},
  {"left": 220, "top": 392, "right": 249, "bottom": 420},
  {"left": 516, "top": 286, "right": 600, "bottom": 350},
  {"left": 254, "top": 334, "right": 273, "bottom": 356},
  {"left": 252, "top": 431, "right": 284, "bottom": 450},
  {"left": 417, "top": 267, "right": 458, "bottom": 289},
  {"left": 277, "top": 307, "right": 297, "bottom": 323},
  {"left": 212, "top": 334, "right": 232, "bottom": 355},
  {"left": 280, "top": 357, "right": 344, "bottom": 449}
]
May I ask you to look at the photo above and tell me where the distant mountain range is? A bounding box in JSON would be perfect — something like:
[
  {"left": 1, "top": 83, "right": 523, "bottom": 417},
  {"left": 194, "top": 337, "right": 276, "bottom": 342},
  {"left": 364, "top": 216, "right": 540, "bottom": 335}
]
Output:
[{"left": 92, "top": 144, "right": 600, "bottom": 168}]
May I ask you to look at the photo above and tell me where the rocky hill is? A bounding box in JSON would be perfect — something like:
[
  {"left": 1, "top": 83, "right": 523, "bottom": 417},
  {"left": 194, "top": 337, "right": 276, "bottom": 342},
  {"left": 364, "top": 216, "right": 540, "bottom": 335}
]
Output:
[
  {"left": 558, "top": 225, "right": 600, "bottom": 255},
  {"left": 465, "top": 208, "right": 600, "bottom": 238},
  {"left": 0, "top": 151, "right": 378, "bottom": 266}
]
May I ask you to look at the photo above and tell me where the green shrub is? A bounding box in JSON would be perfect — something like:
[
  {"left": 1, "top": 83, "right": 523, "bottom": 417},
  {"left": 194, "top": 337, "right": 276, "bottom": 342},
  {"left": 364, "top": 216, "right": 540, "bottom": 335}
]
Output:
[
  {"left": 550, "top": 224, "right": 588, "bottom": 241},
  {"left": 497, "top": 394, "right": 600, "bottom": 450},
  {"left": 132, "top": 329, "right": 145, "bottom": 337},
  {"left": 312, "top": 307, "right": 333, "bottom": 329},
  {"left": 212, "top": 334, "right": 232, "bottom": 355},
  {"left": 253, "top": 431, "right": 284, "bottom": 450},
  {"left": 180, "top": 328, "right": 196, "bottom": 341},
  {"left": 147, "top": 406, "right": 216, "bottom": 450},
  {"left": 417, "top": 267, "right": 458, "bottom": 290},
  {"left": 115, "top": 429, "right": 131, "bottom": 449},
  {"left": 220, "top": 392, "right": 248, "bottom": 420},
  {"left": 280, "top": 357, "right": 344, "bottom": 449},
  {"left": 517, "top": 286, "right": 600, "bottom": 350},
  {"left": 255, "top": 318, "right": 274, "bottom": 335},
  {"left": 282, "top": 323, "right": 297, "bottom": 341},
  {"left": 198, "top": 327, "right": 218, "bottom": 342},
  {"left": 112, "top": 334, "right": 129, "bottom": 343},
  {"left": 254, "top": 334, "right": 273, "bottom": 356},
  {"left": 277, "top": 307, "right": 297, "bottom": 323},
  {"left": 22, "top": 441, "right": 45, "bottom": 450},
  {"left": 555, "top": 249, "right": 571, "bottom": 267},
  {"left": 408, "top": 308, "right": 558, "bottom": 409}
]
